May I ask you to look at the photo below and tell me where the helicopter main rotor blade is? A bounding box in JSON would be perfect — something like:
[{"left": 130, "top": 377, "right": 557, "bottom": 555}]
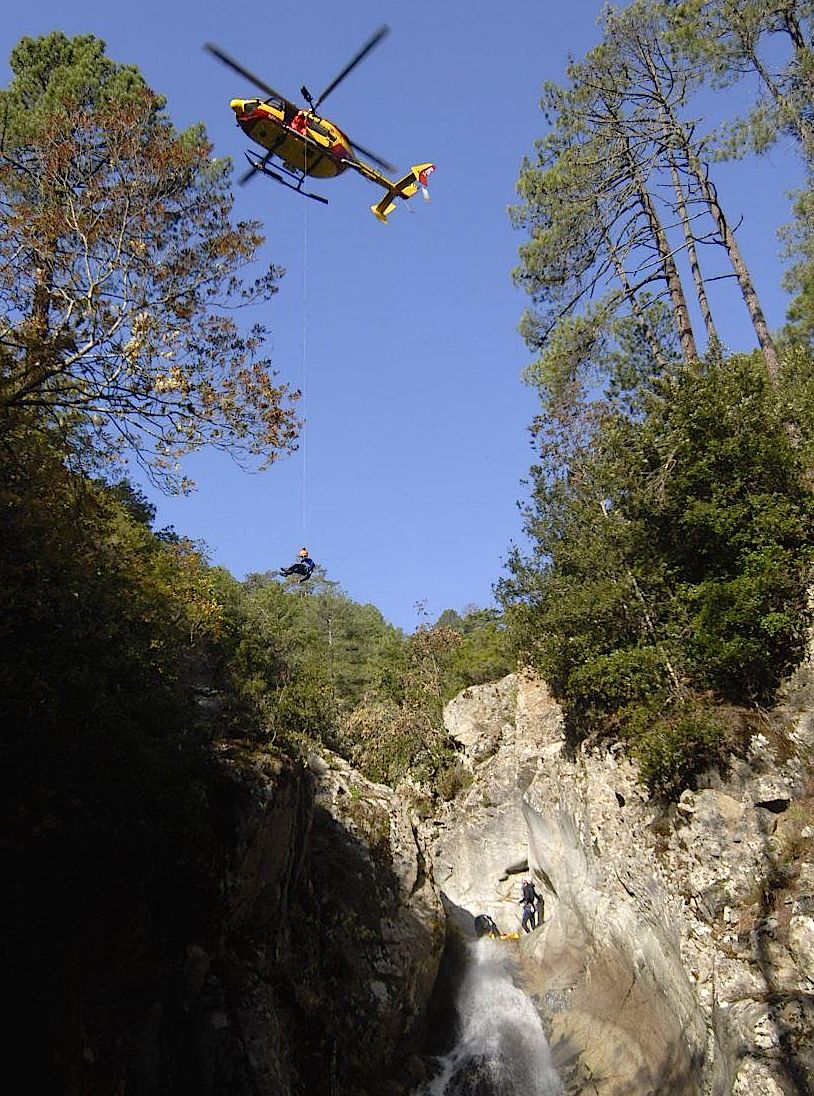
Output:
[
  {"left": 203, "top": 43, "right": 299, "bottom": 112},
  {"left": 313, "top": 24, "right": 390, "bottom": 110},
  {"left": 238, "top": 152, "right": 265, "bottom": 185},
  {"left": 346, "top": 138, "right": 395, "bottom": 175}
]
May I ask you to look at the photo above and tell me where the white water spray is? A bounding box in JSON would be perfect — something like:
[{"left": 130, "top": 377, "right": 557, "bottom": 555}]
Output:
[{"left": 415, "top": 938, "right": 563, "bottom": 1095}]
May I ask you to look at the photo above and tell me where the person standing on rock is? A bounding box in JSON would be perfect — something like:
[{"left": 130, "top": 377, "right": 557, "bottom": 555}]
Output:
[{"left": 520, "top": 878, "right": 540, "bottom": 933}]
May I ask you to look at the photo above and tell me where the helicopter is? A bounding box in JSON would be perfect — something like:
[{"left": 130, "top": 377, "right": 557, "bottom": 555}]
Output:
[{"left": 204, "top": 25, "right": 435, "bottom": 223}]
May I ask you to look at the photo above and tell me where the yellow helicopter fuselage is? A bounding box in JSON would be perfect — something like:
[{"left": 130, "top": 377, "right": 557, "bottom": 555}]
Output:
[
  {"left": 228, "top": 95, "right": 434, "bottom": 222},
  {"left": 231, "top": 98, "right": 353, "bottom": 179}
]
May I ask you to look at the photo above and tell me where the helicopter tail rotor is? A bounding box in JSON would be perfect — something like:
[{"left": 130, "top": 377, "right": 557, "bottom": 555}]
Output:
[{"left": 370, "top": 162, "right": 436, "bottom": 223}]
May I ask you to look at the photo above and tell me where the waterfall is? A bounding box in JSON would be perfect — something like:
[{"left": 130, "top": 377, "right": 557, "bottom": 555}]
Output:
[{"left": 414, "top": 937, "right": 563, "bottom": 1096}]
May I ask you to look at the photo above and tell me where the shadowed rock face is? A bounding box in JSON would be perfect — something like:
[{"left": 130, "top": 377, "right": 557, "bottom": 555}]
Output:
[
  {"left": 11, "top": 745, "right": 444, "bottom": 1096},
  {"left": 11, "top": 663, "right": 813, "bottom": 1095},
  {"left": 423, "top": 672, "right": 814, "bottom": 1096},
  {"left": 186, "top": 748, "right": 445, "bottom": 1096}
]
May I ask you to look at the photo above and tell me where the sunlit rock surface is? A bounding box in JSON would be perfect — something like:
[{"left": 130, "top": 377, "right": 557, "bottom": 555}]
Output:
[{"left": 423, "top": 672, "right": 814, "bottom": 1095}]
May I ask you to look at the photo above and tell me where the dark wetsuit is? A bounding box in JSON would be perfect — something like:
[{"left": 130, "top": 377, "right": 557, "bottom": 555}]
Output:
[
  {"left": 474, "top": 914, "right": 501, "bottom": 939},
  {"left": 280, "top": 556, "right": 315, "bottom": 583},
  {"left": 520, "top": 880, "right": 540, "bottom": 932}
]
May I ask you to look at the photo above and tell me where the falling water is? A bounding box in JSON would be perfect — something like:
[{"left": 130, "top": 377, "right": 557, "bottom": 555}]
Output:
[{"left": 414, "top": 937, "right": 563, "bottom": 1096}]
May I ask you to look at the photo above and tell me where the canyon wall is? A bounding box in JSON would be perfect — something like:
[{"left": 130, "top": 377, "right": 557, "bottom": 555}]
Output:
[{"left": 423, "top": 672, "right": 814, "bottom": 1095}]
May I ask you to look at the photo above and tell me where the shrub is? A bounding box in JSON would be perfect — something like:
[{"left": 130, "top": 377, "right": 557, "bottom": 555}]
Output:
[
  {"left": 435, "top": 759, "right": 473, "bottom": 801},
  {"left": 627, "top": 703, "right": 731, "bottom": 798}
]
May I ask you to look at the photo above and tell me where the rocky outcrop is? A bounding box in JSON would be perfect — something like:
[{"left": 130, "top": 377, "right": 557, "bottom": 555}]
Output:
[{"left": 423, "top": 673, "right": 814, "bottom": 1095}]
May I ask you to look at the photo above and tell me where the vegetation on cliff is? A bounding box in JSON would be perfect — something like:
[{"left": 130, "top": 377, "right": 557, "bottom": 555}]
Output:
[{"left": 500, "top": 0, "right": 814, "bottom": 795}]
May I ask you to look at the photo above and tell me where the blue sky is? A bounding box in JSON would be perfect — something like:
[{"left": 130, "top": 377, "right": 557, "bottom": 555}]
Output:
[{"left": 2, "top": 0, "right": 803, "bottom": 630}]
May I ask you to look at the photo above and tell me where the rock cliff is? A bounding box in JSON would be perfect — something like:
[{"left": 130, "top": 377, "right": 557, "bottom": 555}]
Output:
[
  {"left": 423, "top": 672, "right": 814, "bottom": 1095},
  {"left": 15, "top": 672, "right": 814, "bottom": 1094},
  {"left": 18, "top": 744, "right": 443, "bottom": 1095},
  {"left": 188, "top": 744, "right": 444, "bottom": 1096}
]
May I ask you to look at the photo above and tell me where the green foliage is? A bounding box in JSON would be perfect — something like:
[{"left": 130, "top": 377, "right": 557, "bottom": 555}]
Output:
[
  {"left": 0, "top": 32, "right": 298, "bottom": 493},
  {"left": 501, "top": 350, "right": 814, "bottom": 789},
  {"left": 629, "top": 354, "right": 814, "bottom": 698},
  {"left": 338, "top": 699, "right": 412, "bottom": 784},
  {"left": 435, "top": 759, "right": 474, "bottom": 801},
  {"left": 666, "top": 0, "right": 814, "bottom": 162},
  {"left": 627, "top": 703, "right": 732, "bottom": 798},
  {"left": 328, "top": 608, "right": 509, "bottom": 791},
  {"left": 403, "top": 621, "right": 464, "bottom": 714},
  {"left": 664, "top": 2, "right": 814, "bottom": 349},
  {"left": 782, "top": 188, "right": 814, "bottom": 344},
  {"left": 336, "top": 623, "right": 464, "bottom": 787},
  {"left": 230, "top": 572, "right": 402, "bottom": 750},
  {"left": 2, "top": 32, "right": 153, "bottom": 136},
  {"left": 440, "top": 607, "right": 514, "bottom": 700},
  {"left": 777, "top": 343, "right": 814, "bottom": 469},
  {"left": 568, "top": 645, "right": 671, "bottom": 717},
  {"left": 268, "top": 662, "right": 337, "bottom": 745},
  {"left": 339, "top": 698, "right": 453, "bottom": 787}
]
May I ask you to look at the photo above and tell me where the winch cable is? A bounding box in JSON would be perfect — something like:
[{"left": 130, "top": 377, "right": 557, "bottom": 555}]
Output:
[{"left": 299, "top": 139, "right": 309, "bottom": 551}]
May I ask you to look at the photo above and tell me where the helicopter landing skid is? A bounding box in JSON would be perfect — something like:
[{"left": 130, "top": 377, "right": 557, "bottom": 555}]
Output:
[{"left": 245, "top": 152, "right": 329, "bottom": 204}]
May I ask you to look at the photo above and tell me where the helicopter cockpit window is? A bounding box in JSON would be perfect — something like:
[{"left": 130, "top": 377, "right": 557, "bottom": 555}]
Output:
[{"left": 244, "top": 99, "right": 260, "bottom": 112}]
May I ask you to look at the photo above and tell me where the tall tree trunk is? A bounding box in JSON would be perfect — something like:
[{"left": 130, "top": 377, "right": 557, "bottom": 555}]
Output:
[
  {"left": 637, "top": 173, "right": 699, "bottom": 364},
  {"left": 602, "top": 219, "right": 672, "bottom": 372},
  {"left": 666, "top": 146, "right": 719, "bottom": 349},
  {"left": 605, "top": 97, "right": 699, "bottom": 364},
  {"left": 638, "top": 38, "right": 720, "bottom": 351},
  {"left": 682, "top": 139, "right": 780, "bottom": 382},
  {"left": 641, "top": 47, "right": 781, "bottom": 382}
]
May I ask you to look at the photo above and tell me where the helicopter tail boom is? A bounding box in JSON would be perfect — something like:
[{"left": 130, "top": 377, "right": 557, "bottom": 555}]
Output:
[{"left": 370, "top": 163, "right": 435, "bottom": 223}]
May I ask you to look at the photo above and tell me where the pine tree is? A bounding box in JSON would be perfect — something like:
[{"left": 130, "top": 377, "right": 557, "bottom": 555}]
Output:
[{"left": 0, "top": 33, "right": 298, "bottom": 492}]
